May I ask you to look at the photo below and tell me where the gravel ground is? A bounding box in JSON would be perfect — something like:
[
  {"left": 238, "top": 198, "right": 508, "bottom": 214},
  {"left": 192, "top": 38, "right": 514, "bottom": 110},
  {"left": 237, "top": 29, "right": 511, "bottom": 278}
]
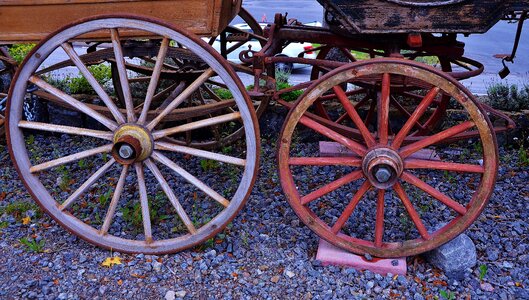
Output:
[{"left": 1, "top": 116, "right": 528, "bottom": 300}]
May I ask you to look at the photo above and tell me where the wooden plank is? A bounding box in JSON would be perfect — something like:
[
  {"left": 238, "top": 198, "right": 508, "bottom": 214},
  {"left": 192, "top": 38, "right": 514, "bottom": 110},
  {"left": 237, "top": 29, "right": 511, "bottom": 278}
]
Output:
[{"left": 0, "top": 0, "right": 240, "bottom": 42}]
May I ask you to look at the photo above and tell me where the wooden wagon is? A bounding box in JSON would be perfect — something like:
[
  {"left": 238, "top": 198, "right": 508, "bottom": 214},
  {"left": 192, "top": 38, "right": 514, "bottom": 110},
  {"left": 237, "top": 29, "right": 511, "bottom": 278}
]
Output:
[{"left": 1, "top": 0, "right": 528, "bottom": 258}]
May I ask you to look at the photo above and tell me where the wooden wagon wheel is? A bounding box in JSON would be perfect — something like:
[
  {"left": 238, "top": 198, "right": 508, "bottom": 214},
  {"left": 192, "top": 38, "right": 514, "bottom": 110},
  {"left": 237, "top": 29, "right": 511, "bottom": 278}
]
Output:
[
  {"left": 309, "top": 46, "right": 482, "bottom": 136},
  {"left": 278, "top": 58, "right": 498, "bottom": 257},
  {"left": 7, "top": 15, "right": 260, "bottom": 254},
  {"left": 0, "top": 46, "right": 15, "bottom": 137}
]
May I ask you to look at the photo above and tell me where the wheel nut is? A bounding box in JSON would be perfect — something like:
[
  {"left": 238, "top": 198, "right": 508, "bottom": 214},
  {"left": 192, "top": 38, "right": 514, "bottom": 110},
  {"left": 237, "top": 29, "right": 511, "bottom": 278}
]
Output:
[
  {"left": 375, "top": 167, "right": 392, "bottom": 183},
  {"left": 119, "top": 144, "right": 134, "bottom": 159}
]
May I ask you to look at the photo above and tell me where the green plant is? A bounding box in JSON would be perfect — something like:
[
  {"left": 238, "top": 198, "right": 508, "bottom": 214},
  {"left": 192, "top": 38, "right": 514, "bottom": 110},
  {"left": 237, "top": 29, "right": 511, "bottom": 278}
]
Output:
[
  {"left": 19, "top": 237, "right": 45, "bottom": 253},
  {"left": 0, "top": 201, "right": 40, "bottom": 219},
  {"left": 121, "top": 202, "right": 143, "bottom": 227},
  {"left": 78, "top": 159, "right": 89, "bottom": 170},
  {"left": 439, "top": 290, "right": 455, "bottom": 300},
  {"left": 486, "top": 81, "right": 529, "bottom": 111},
  {"left": 99, "top": 189, "right": 113, "bottom": 207},
  {"left": 26, "top": 135, "right": 35, "bottom": 145},
  {"left": 0, "top": 221, "right": 9, "bottom": 229},
  {"left": 478, "top": 264, "right": 488, "bottom": 281},
  {"left": 8, "top": 44, "right": 36, "bottom": 64},
  {"left": 200, "top": 159, "right": 220, "bottom": 171},
  {"left": 213, "top": 88, "right": 233, "bottom": 100},
  {"left": 68, "top": 64, "right": 111, "bottom": 94}
]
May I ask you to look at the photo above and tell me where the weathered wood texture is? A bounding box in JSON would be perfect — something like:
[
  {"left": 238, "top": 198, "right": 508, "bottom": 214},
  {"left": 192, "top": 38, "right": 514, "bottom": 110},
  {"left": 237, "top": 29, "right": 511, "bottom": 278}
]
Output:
[
  {"left": 0, "top": 0, "right": 241, "bottom": 43},
  {"left": 318, "top": 0, "right": 529, "bottom": 33}
]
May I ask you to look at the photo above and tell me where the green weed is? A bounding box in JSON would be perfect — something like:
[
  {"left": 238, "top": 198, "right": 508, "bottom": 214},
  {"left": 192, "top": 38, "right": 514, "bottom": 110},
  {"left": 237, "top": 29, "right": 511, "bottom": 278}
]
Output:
[
  {"left": 0, "top": 201, "right": 40, "bottom": 220},
  {"left": 439, "top": 289, "right": 455, "bottom": 300},
  {"left": 200, "top": 159, "right": 220, "bottom": 171},
  {"left": 19, "top": 237, "right": 45, "bottom": 253},
  {"left": 8, "top": 44, "right": 36, "bottom": 64},
  {"left": 479, "top": 264, "right": 488, "bottom": 281}
]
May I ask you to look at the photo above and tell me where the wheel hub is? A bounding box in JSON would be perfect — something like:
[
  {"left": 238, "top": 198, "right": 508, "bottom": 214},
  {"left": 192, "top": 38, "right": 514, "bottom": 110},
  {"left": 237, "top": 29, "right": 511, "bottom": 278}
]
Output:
[
  {"left": 112, "top": 124, "right": 153, "bottom": 165},
  {"left": 362, "top": 148, "right": 403, "bottom": 189}
]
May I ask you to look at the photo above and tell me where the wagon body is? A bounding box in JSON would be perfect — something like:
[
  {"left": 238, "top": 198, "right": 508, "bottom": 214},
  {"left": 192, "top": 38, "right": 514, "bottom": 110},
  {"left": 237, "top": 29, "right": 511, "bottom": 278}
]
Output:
[
  {"left": 0, "top": 0, "right": 241, "bottom": 43},
  {"left": 318, "top": 0, "right": 529, "bottom": 34}
]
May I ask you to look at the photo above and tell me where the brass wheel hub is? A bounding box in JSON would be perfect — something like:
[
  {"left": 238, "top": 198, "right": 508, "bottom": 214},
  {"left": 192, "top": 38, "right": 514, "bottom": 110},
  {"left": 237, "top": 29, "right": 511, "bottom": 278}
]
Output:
[
  {"left": 362, "top": 148, "right": 403, "bottom": 189},
  {"left": 112, "top": 124, "right": 153, "bottom": 165}
]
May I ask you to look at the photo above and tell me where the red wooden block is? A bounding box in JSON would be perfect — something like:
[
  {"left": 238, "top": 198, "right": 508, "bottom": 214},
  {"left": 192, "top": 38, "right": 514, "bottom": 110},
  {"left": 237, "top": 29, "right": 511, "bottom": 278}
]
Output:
[{"left": 316, "top": 239, "right": 407, "bottom": 275}]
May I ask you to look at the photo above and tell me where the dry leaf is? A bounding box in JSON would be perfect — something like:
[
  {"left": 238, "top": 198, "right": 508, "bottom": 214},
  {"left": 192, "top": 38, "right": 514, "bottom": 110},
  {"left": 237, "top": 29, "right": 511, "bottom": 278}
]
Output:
[
  {"left": 101, "top": 256, "right": 122, "bottom": 268},
  {"left": 117, "top": 279, "right": 123, "bottom": 286},
  {"left": 0, "top": 192, "right": 6, "bottom": 201},
  {"left": 22, "top": 216, "right": 31, "bottom": 225}
]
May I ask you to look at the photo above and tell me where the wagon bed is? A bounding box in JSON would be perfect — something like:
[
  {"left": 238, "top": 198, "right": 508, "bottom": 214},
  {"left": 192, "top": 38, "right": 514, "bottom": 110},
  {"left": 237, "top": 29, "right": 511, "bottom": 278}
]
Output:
[
  {"left": 318, "top": 0, "right": 529, "bottom": 34},
  {"left": 0, "top": 0, "right": 241, "bottom": 43}
]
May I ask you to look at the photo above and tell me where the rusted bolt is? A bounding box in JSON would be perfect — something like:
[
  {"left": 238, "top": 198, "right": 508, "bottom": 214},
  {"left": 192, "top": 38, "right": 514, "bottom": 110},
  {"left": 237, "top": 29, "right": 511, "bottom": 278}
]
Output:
[
  {"left": 375, "top": 166, "right": 392, "bottom": 183},
  {"left": 118, "top": 144, "right": 134, "bottom": 159}
]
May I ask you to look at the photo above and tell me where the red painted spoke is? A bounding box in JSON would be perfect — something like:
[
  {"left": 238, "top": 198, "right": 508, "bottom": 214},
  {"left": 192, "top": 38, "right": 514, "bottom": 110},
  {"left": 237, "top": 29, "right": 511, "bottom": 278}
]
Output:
[
  {"left": 364, "top": 97, "right": 376, "bottom": 125},
  {"left": 339, "top": 48, "right": 357, "bottom": 62},
  {"left": 301, "top": 170, "right": 363, "bottom": 205},
  {"left": 332, "top": 181, "right": 371, "bottom": 234},
  {"left": 378, "top": 73, "right": 390, "bottom": 145},
  {"left": 289, "top": 156, "right": 362, "bottom": 167},
  {"left": 404, "top": 159, "right": 484, "bottom": 173},
  {"left": 374, "top": 189, "right": 385, "bottom": 247},
  {"left": 393, "top": 183, "right": 431, "bottom": 240},
  {"left": 399, "top": 121, "right": 475, "bottom": 158},
  {"left": 393, "top": 87, "right": 440, "bottom": 148},
  {"left": 299, "top": 116, "right": 367, "bottom": 156},
  {"left": 401, "top": 171, "right": 467, "bottom": 215},
  {"left": 333, "top": 86, "right": 376, "bottom": 147}
]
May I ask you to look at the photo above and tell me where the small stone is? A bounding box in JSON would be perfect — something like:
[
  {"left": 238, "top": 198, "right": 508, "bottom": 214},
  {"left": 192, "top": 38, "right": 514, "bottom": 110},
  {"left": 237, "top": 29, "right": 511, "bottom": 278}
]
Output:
[
  {"left": 164, "top": 290, "right": 176, "bottom": 300},
  {"left": 175, "top": 290, "right": 186, "bottom": 298},
  {"left": 502, "top": 261, "right": 514, "bottom": 269},
  {"left": 270, "top": 275, "right": 280, "bottom": 283},
  {"left": 424, "top": 233, "right": 476, "bottom": 279},
  {"left": 285, "top": 270, "right": 295, "bottom": 278},
  {"left": 152, "top": 261, "right": 163, "bottom": 272},
  {"left": 480, "top": 282, "right": 494, "bottom": 292}
]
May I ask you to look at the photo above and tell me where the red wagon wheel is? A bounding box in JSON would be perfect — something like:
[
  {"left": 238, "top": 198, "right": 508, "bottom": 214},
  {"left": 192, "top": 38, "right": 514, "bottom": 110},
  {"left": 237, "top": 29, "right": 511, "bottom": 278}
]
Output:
[
  {"left": 7, "top": 16, "right": 260, "bottom": 254},
  {"left": 278, "top": 58, "right": 498, "bottom": 257}
]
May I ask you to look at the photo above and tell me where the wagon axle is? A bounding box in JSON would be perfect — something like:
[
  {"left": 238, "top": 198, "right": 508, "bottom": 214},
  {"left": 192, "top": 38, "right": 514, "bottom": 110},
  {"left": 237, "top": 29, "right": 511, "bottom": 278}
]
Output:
[
  {"left": 362, "top": 148, "right": 403, "bottom": 189},
  {"left": 111, "top": 125, "right": 153, "bottom": 165}
]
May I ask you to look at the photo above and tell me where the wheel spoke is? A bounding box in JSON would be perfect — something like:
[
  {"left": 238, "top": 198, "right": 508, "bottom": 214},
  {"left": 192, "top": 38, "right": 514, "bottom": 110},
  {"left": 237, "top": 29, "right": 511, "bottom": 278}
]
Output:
[
  {"left": 18, "top": 121, "right": 113, "bottom": 140},
  {"left": 393, "top": 87, "right": 440, "bottom": 148},
  {"left": 144, "top": 159, "right": 197, "bottom": 234},
  {"left": 151, "top": 151, "right": 230, "bottom": 207},
  {"left": 100, "top": 164, "right": 129, "bottom": 235},
  {"left": 393, "top": 182, "right": 431, "bottom": 240},
  {"left": 139, "top": 38, "right": 170, "bottom": 124},
  {"left": 30, "top": 144, "right": 112, "bottom": 173},
  {"left": 399, "top": 121, "right": 475, "bottom": 158},
  {"left": 29, "top": 76, "right": 117, "bottom": 130},
  {"left": 301, "top": 170, "right": 363, "bottom": 205},
  {"left": 378, "top": 73, "right": 390, "bottom": 145},
  {"left": 298, "top": 116, "right": 367, "bottom": 156},
  {"left": 135, "top": 163, "right": 153, "bottom": 243},
  {"left": 333, "top": 86, "right": 375, "bottom": 147},
  {"left": 147, "top": 68, "right": 215, "bottom": 130},
  {"left": 404, "top": 159, "right": 484, "bottom": 173},
  {"left": 59, "top": 159, "right": 115, "bottom": 211},
  {"left": 374, "top": 189, "right": 385, "bottom": 247},
  {"left": 155, "top": 141, "right": 245, "bottom": 166},
  {"left": 288, "top": 156, "right": 361, "bottom": 167},
  {"left": 61, "top": 42, "right": 126, "bottom": 124},
  {"left": 332, "top": 181, "right": 371, "bottom": 234},
  {"left": 401, "top": 171, "right": 467, "bottom": 215},
  {"left": 152, "top": 112, "right": 241, "bottom": 140},
  {"left": 110, "top": 29, "right": 135, "bottom": 122}
]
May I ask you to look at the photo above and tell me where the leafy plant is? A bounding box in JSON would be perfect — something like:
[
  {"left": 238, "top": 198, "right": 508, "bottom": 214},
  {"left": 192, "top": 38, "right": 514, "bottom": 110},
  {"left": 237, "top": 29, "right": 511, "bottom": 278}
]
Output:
[
  {"left": 213, "top": 88, "right": 233, "bottom": 100},
  {"left": 486, "top": 81, "right": 529, "bottom": 111},
  {"left": 479, "top": 264, "right": 488, "bottom": 281},
  {"left": 0, "top": 201, "right": 40, "bottom": 220},
  {"left": 8, "top": 44, "right": 36, "bottom": 64},
  {"left": 121, "top": 202, "right": 142, "bottom": 227},
  {"left": 99, "top": 189, "right": 113, "bottom": 207},
  {"left": 19, "top": 237, "right": 45, "bottom": 253},
  {"left": 200, "top": 159, "right": 220, "bottom": 171},
  {"left": 69, "top": 64, "right": 111, "bottom": 94},
  {"left": 439, "top": 289, "right": 455, "bottom": 300}
]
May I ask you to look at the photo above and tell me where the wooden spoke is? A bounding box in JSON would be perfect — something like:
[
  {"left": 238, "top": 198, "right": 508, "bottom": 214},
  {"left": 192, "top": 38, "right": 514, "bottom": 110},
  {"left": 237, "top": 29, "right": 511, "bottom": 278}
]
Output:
[
  {"left": 393, "top": 182, "right": 431, "bottom": 240},
  {"left": 59, "top": 159, "right": 115, "bottom": 211},
  {"left": 135, "top": 163, "right": 153, "bottom": 243},
  {"left": 364, "top": 98, "right": 376, "bottom": 125},
  {"left": 399, "top": 121, "right": 475, "bottom": 158},
  {"left": 18, "top": 121, "right": 113, "bottom": 140},
  {"left": 30, "top": 144, "right": 112, "bottom": 173},
  {"left": 139, "top": 38, "right": 170, "bottom": 124},
  {"left": 61, "top": 42, "right": 126, "bottom": 124},
  {"left": 144, "top": 159, "right": 197, "bottom": 234},
  {"left": 401, "top": 171, "right": 467, "bottom": 215},
  {"left": 332, "top": 181, "right": 371, "bottom": 234},
  {"left": 404, "top": 159, "right": 484, "bottom": 173},
  {"left": 110, "top": 29, "right": 135, "bottom": 122},
  {"left": 393, "top": 87, "right": 440, "bottom": 148},
  {"left": 301, "top": 170, "right": 364, "bottom": 205},
  {"left": 374, "top": 189, "right": 385, "bottom": 247},
  {"left": 333, "top": 86, "right": 376, "bottom": 147},
  {"left": 299, "top": 116, "right": 367, "bottom": 156},
  {"left": 288, "top": 156, "right": 361, "bottom": 167},
  {"left": 147, "top": 68, "right": 215, "bottom": 130},
  {"left": 151, "top": 151, "right": 230, "bottom": 207},
  {"left": 29, "top": 76, "right": 117, "bottom": 130},
  {"left": 378, "top": 73, "right": 390, "bottom": 145},
  {"left": 152, "top": 112, "right": 241, "bottom": 140},
  {"left": 100, "top": 165, "right": 129, "bottom": 235},
  {"left": 155, "top": 141, "right": 245, "bottom": 166}
]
